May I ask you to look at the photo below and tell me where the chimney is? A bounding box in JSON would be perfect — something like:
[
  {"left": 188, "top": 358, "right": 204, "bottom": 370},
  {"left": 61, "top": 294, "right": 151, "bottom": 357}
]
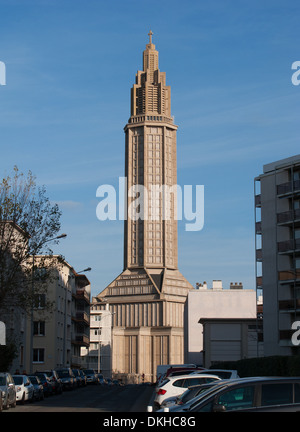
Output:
[
  {"left": 212, "top": 280, "right": 222, "bottom": 290},
  {"left": 230, "top": 282, "right": 243, "bottom": 290}
]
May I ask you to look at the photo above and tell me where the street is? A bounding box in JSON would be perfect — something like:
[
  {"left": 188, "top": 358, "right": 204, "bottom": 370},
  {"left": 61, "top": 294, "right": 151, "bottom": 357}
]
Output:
[{"left": 3, "top": 384, "right": 154, "bottom": 412}]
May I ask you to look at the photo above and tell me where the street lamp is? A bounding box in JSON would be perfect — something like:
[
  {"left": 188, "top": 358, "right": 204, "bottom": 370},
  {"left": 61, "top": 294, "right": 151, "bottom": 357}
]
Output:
[
  {"left": 29, "top": 233, "right": 67, "bottom": 373},
  {"left": 77, "top": 267, "right": 92, "bottom": 273}
]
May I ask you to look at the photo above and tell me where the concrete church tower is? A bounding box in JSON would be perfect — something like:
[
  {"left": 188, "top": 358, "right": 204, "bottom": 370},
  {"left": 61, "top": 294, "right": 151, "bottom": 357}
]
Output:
[{"left": 96, "top": 32, "right": 193, "bottom": 383}]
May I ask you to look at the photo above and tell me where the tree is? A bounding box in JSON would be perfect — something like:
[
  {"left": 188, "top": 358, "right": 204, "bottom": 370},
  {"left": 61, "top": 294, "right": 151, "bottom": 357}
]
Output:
[{"left": 0, "top": 166, "right": 63, "bottom": 313}]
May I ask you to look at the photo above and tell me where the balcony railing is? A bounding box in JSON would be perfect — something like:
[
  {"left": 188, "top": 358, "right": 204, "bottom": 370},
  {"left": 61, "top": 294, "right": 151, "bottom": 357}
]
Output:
[
  {"left": 277, "top": 209, "right": 300, "bottom": 224},
  {"left": 255, "top": 221, "right": 262, "bottom": 234},
  {"left": 72, "top": 334, "right": 89, "bottom": 347},
  {"left": 277, "top": 180, "right": 300, "bottom": 196},
  {"left": 256, "top": 276, "right": 262, "bottom": 287},
  {"left": 73, "top": 289, "right": 90, "bottom": 303},
  {"left": 256, "top": 249, "right": 262, "bottom": 261},
  {"left": 279, "top": 299, "right": 300, "bottom": 310},
  {"left": 278, "top": 269, "right": 300, "bottom": 281},
  {"left": 278, "top": 239, "right": 300, "bottom": 253},
  {"left": 279, "top": 330, "right": 294, "bottom": 341},
  {"left": 72, "top": 311, "right": 89, "bottom": 325}
]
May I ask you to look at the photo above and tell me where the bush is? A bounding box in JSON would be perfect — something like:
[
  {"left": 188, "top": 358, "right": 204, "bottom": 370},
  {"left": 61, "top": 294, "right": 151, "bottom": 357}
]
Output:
[{"left": 212, "top": 355, "right": 300, "bottom": 377}]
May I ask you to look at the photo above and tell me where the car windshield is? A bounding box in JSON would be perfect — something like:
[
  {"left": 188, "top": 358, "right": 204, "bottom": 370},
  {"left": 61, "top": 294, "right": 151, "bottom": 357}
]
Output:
[
  {"left": 0, "top": 376, "right": 6, "bottom": 385},
  {"left": 13, "top": 376, "right": 23, "bottom": 385}
]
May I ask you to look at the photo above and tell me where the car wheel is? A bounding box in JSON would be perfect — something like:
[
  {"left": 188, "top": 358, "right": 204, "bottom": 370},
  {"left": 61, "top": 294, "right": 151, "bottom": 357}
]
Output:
[
  {"left": 21, "top": 393, "right": 25, "bottom": 405},
  {"left": 11, "top": 397, "right": 16, "bottom": 408}
]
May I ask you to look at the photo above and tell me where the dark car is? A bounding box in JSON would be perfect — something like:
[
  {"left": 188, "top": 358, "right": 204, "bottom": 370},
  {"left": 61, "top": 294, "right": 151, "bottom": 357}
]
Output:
[
  {"left": 79, "top": 370, "right": 87, "bottom": 386},
  {"left": 0, "top": 372, "right": 16, "bottom": 409},
  {"left": 72, "top": 369, "right": 83, "bottom": 387},
  {"left": 186, "top": 377, "right": 300, "bottom": 412},
  {"left": 34, "top": 373, "right": 53, "bottom": 397},
  {"left": 83, "top": 369, "right": 98, "bottom": 384},
  {"left": 28, "top": 375, "right": 44, "bottom": 401},
  {"left": 56, "top": 368, "right": 76, "bottom": 390},
  {"left": 43, "top": 370, "right": 63, "bottom": 394}
]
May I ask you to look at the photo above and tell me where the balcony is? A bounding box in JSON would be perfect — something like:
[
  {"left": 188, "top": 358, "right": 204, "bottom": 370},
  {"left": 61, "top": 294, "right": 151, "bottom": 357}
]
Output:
[
  {"left": 73, "top": 289, "right": 90, "bottom": 304},
  {"left": 256, "top": 249, "right": 262, "bottom": 262},
  {"left": 279, "top": 299, "right": 300, "bottom": 311},
  {"left": 72, "top": 334, "right": 89, "bottom": 347},
  {"left": 279, "top": 330, "right": 294, "bottom": 341},
  {"left": 255, "top": 194, "right": 261, "bottom": 208},
  {"left": 278, "top": 269, "right": 300, "bottom": 282},
  {"left": 277, "top": 209, "right": 300, "bottom": 225},
  {"left": 256, "top": 276, "right": 262, "bottom": 288},
  {"left": 278, "top": 239, "right": 300, "bottom": 253},
  {"left": 72, "top": 311, "right": 89, "bottom": 325},
  {"left": 277, "top": 180, "right": 300, "bottom": 196},
  {"left": 255, "top": 221, "right": 262, "bottom": 235}
]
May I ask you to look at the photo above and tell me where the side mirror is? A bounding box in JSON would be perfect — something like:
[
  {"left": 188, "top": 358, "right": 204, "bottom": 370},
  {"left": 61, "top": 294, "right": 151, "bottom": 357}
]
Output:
[{"left": 213, "top": 403, "right": 226, "bottom": 412}]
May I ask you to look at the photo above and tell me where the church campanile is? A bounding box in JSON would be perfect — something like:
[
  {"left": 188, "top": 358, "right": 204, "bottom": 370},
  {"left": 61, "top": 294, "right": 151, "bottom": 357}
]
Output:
[{"left": 96, "top": 32, "right": 192, "bottom": 383}]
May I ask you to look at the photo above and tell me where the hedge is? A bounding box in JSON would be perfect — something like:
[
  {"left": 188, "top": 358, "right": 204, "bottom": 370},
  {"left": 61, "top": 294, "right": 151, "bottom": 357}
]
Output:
[{"left": 211, "top": 355, "right": 300, "bottom": 377}]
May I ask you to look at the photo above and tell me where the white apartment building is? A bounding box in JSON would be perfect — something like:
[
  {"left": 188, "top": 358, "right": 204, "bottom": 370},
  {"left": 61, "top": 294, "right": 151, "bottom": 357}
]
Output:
[{"left": 81, "top": 301, "right": 113, "bottom": 378}]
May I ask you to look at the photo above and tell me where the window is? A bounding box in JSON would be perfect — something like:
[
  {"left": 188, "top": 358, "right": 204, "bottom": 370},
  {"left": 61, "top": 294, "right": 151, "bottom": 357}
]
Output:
[
  {"left": 173, "top": 379, "right": 185, "bottom": 388},
  {"left": 33, "top": 321, "right": 45, "bottom": 336},
  {"left": 216, "top": 385, "right": 255, "bottom": 411},
  {"left": 34, "top": 294, "right": 46, "bottom": 309},
  {"left": 261, "top": 383, "right": 293, "bottom": 406},
  {"left": 33, "top": 348, "right": 45, "bottom": 363}
]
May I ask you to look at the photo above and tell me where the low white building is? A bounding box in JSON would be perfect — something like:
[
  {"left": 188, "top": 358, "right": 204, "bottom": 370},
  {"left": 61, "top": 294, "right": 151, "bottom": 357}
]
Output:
[{"left": 184, "top": 280, "right": 259, "bottom": 366}]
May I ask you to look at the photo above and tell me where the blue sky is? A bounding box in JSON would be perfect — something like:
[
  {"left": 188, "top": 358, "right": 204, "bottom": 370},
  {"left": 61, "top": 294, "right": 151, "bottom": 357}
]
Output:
[{"left": 0, "top": 0, "right": 299, "bottom": 297}]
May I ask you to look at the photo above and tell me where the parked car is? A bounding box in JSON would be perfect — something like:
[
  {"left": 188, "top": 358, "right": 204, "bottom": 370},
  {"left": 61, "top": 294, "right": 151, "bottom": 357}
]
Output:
[
  {"left": 56, "top": 368, "right": 76, "bottom": 390},
  {"left": 83, "top": 369, "right": 98, "bottom": 384},
  {"left": 12, "top": 375, "right": 34, "bottom": 404},
  {"left": 97, "top": 373, "right": 105, "bottom": 385},
  {"left": 28, "top": 375, "right": 44, "bottom": 401},
  {"left": 154, "top": 373, "right": 221, "bottom": 409},
  {"left": 183, "top": 377, "right": 300, "bottom": 412},
  {"left": 160, "top": 382, "right": 221, "bottom": 409},
  {"left": 43, "top": 370, "right": 63, "bottom": 394},
  {"left": 190, "top": 369, "right": 239, "bottom": 380},
  {"left": 0, "top": 372, "right": 16, "bottom": 409},
  {"left": 79, "top": 370, "right": 87, "bottom": 386},
  {"left": 72, "top": 369, "right": 83, "bottom": 387},
  {"left": 156, "top": 366, "right": 204, "bottom": 389},
  {"left": 34, "top": 372, "right": 54, "bottom": 397}
]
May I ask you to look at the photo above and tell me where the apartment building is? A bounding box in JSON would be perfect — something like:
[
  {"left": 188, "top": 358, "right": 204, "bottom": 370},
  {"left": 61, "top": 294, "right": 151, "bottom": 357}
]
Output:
[
  {"left": 25, "top": 257, "right": 91, "bottom": 373},
  {"left": 255, "top": 154, "right": 300, "bottom": 356},
  {"left": 80, "top": 300, "right": 113, "bottom": 379}
]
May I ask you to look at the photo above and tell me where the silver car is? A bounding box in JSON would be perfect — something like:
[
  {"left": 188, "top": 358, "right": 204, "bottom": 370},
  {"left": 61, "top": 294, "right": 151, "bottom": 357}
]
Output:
[{"left": 0, "top": 372, "right": 16, "bottom": 409}]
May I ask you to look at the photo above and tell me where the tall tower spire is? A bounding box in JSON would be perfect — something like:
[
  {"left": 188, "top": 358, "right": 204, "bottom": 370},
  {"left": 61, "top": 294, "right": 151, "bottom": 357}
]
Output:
[
  {"left": 97, "top": 34, "right": 192, "bottom": 384},
  {"left": 131, "top": 31, "right": 171, "bottom": 117}
]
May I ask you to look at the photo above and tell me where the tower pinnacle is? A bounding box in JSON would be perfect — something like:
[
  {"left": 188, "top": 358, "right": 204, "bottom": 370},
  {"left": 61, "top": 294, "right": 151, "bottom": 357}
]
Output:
[{"left": 148, "top": 29, "right": 153, "bottom": 44}]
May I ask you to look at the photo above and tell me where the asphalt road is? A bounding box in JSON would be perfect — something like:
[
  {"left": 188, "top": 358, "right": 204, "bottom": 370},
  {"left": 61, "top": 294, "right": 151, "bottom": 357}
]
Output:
[{"left": 3, "top": 383, "right": 155, "bottom": 412}]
